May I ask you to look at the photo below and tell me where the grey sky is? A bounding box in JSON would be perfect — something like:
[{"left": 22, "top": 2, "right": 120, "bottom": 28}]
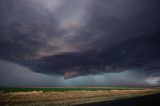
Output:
[{"left": 0, "top": 0, "right": 160, "bottom": 86}]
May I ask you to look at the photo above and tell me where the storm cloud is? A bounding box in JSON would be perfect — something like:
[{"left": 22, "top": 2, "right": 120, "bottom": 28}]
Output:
[{"left": 0, "top": 0, "right": 160, "bottom": 83}]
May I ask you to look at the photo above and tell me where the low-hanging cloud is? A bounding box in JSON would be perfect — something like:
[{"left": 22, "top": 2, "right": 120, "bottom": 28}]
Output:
[{"left": 0, "top": 0, "right": 160, "bottom": 79}]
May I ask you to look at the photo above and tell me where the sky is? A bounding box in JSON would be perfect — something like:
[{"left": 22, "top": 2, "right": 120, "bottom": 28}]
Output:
[{"left": 0, "top": 0, "right": 160, "bottom": 87}]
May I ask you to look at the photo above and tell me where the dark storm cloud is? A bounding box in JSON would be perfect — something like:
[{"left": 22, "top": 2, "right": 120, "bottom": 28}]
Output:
[
  {"left": 1, "top": 59, "right": 154, "bottom": 87},
  {"left": 0, "top": 0, "right": 60, "bottom": 59},
  {"left": 82, "top": 0, "right": 160, "bottom": 47},
  {"left": 0, "top": 0, "right": 160, "bottom": 79}
]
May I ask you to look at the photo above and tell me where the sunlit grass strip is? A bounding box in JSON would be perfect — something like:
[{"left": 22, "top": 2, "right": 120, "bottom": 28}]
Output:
[{"left": 0, "top": 88, "right": 160, "bottom": 106}]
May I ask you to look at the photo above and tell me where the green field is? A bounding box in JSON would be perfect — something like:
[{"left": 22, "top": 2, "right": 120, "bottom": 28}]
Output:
[{"left": 0, "top": 87, "right": 143, "bottom": 92}]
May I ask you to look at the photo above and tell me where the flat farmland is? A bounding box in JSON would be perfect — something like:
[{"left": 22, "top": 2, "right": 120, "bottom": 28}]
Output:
[{"left": 0, "top": 87, "right": 160, "bottom": 106}]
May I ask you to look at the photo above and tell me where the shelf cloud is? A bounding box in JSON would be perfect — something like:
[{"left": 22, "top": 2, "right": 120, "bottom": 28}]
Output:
[{"left": 0, "top": 0, "right": 160, "bottom": 86}]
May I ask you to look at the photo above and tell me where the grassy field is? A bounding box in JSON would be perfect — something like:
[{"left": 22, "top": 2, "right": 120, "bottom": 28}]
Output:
[
  {"left": 0, "top": 87, "right": 143, "bottom": 92},
  {"left": 0, "top": 87, "right": 160, "bottom": 106}
]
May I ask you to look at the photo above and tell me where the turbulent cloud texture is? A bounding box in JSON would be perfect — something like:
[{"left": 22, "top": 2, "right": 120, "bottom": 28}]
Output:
[{"left": 0, "top": 0, "right": 160, "bottom": 85}]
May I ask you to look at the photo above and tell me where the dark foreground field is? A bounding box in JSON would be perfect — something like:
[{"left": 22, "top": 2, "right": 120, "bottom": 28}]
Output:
[
  {"left": 0, "top": 87, "right": 160, "bottom": 106},
  {"left": 75, "top": 93, "right": 160, "bottom": 106}
]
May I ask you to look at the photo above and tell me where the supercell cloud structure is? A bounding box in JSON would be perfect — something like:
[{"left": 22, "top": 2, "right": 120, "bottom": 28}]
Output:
[{"left": 0, "top": 0, "right": 160, "bottom": 86}]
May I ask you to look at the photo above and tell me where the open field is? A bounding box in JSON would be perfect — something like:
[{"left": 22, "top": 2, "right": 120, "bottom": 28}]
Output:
[
  {"left": 0, "top": 87, "right": 160, "bottom": 106},
  {"left": 76, "top": 93, "right": 160, "bottom": 106},
  {"left": 0, "top": 87, "right": 144, "bottom": 92}
]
